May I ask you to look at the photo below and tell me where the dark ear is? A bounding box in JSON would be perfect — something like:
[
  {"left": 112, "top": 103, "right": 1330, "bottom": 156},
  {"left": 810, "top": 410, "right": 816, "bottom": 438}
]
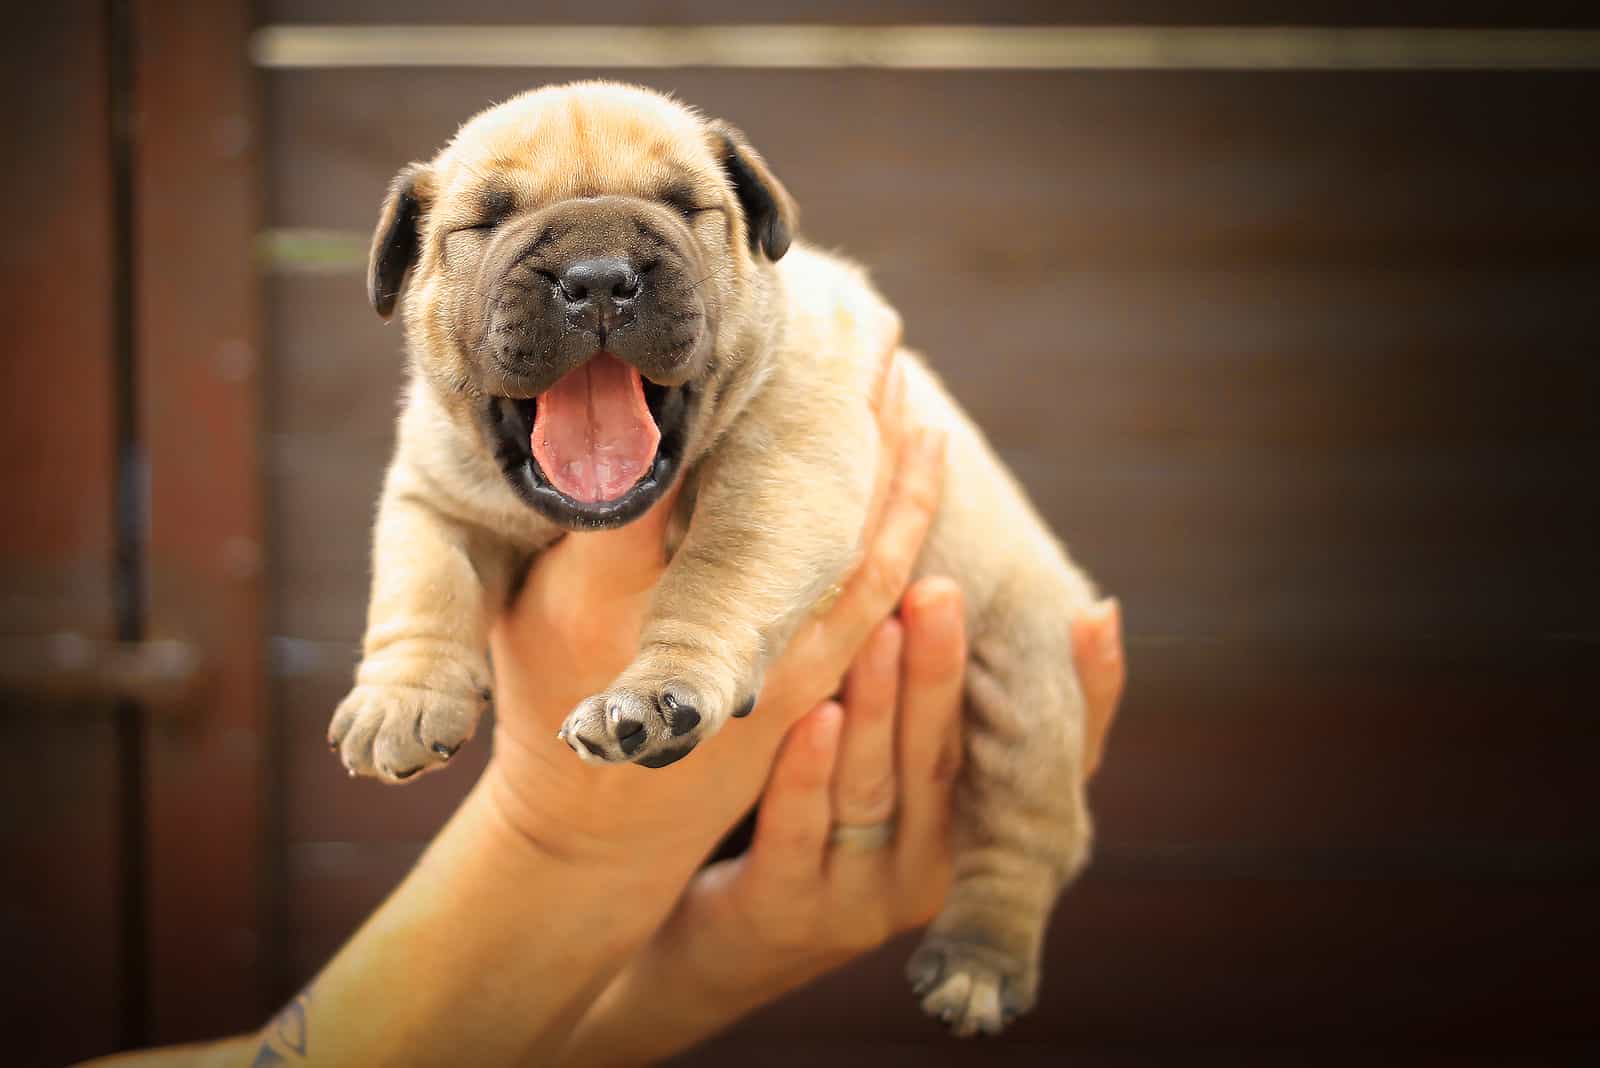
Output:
[
  {"left": 707, "top": 121, "right": 796, "bottom": 261},
  {"left": 368, "top": 162, "right": 432, "bottom": 319}
]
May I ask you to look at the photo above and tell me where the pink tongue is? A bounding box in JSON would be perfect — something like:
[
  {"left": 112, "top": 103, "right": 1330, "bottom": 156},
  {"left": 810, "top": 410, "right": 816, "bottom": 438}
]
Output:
[{"left": 531, "top": 353, "right": 661, "bottom": 503}]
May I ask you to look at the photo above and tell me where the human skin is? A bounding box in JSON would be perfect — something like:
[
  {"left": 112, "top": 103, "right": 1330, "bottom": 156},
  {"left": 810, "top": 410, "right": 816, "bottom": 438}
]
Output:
[
  {"left": 555, "top": 590, "right": 1123, "bottom": 1064},
  {"left": 87, "top": 354, "right": 1124, "bottom": 1066}
]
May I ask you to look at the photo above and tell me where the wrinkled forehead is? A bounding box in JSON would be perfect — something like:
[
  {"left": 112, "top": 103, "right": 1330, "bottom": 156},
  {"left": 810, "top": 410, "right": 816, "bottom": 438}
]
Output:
[{"left": 435, "top": 86, "right": 716, "bottom": 206}]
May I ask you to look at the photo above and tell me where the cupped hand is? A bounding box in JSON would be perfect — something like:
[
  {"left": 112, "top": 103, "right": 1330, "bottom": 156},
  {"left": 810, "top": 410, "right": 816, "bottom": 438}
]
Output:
[
  {"left": 556, "top": 586, "right": 1124, "bottom": 1063},
  {"left": 481, "top": 320, "right": 942, "bottom": 868},
  {"left": 650, "top": 590, "right": 1125, "bottom": 1001}
]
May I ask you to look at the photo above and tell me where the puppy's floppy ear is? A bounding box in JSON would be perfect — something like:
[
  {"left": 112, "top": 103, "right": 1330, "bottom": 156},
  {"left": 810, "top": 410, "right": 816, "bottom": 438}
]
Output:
[
  {"left": 707, "top": 120, "right": 796, "bottom": 261},
  {"left": 368, "top": 162, "right": 433, "bottom": 319}
]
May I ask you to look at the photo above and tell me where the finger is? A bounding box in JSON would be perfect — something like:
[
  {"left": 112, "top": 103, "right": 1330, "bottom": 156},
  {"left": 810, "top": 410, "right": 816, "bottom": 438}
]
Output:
[
  {"left": 1072, "top": 597, "right": 1126, "bottom": 781},
  {"left": 832, "top": 617, "right": 903, "bottom": 826},
  {"left": 866, "top": 331, "right": 903, "bottom": 416},
  {"left": 825, "top": 618, "right": 904, "bottom": 902},
  {"left": 858, "top": 354, "right": 909, "bottom": 544},
  {"left": 742, "top": 702, "right": 844, "bottom": 894},
  {"left": 810, "top": 425, "right": 946, "bottom": 670},
  {"left": 894, "top": 578, "right": 966, "bottom": 892}
]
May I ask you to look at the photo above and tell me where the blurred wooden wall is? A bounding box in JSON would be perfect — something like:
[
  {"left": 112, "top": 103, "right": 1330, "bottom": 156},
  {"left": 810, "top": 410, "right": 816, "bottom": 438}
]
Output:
[
  {"left": 257, "top": 4, "right": 1600, "bottom": 1062},
  {"left": 2, "top": 2, "right": 267, "bottom": 1065},
  {"left": 5, "top": 2, "right": 1596, "bottom": 1065}
]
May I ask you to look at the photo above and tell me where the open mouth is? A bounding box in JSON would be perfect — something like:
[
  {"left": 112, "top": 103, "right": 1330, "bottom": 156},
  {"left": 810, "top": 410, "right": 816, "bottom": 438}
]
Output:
[{"left": 484, "top": 352, "right": 691, "bottom": 530}]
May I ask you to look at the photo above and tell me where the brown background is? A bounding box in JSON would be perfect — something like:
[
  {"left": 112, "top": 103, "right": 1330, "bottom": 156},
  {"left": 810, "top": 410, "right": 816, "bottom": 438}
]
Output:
[{"left": 3, "top": 2, "right": 1598, "bottom": 1065}]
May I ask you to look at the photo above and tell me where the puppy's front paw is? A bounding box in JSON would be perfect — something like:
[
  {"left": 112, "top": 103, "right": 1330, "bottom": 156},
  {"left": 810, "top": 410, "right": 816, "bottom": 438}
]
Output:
[
  {"left": 560, "top": 680, "right": 711, "bottom": 768},
  {"left": 328, "top": 643, "right": 491, "bottom": 783},
  {"left": 559, "top": 657, "right": 754, "bottom": 768},
  {"left": 908, "top": 934, "right": 1038, "bottom": 1038}
]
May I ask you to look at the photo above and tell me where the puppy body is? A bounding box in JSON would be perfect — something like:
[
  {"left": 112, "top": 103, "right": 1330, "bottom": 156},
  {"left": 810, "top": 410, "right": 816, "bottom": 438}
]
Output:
[{"left": 332, "top": 82, "right": 1095, "bottom": 1035}]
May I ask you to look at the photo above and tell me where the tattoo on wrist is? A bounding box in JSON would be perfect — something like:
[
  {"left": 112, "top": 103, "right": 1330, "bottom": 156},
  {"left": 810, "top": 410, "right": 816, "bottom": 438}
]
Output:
[{"left": 252, "top": 986, "right": 312, "bottom": 1065}]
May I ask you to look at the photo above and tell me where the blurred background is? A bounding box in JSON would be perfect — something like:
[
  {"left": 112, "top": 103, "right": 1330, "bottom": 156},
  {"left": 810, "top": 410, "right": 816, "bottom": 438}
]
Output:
[{"left": 4, "top": 2, "right": 1599, "bottom": 1065}]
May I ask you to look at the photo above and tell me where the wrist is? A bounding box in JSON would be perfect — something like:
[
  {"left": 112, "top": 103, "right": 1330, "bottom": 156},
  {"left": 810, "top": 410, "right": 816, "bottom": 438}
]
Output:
[{"left": 477, "top": 751, "right": 716, "bottom": 882}]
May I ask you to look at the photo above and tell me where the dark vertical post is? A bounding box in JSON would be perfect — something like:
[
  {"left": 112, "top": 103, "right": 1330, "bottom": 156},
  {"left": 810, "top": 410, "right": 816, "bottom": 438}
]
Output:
[{"left": 131, "top": 0, "right": 270, "bottom": 1041}]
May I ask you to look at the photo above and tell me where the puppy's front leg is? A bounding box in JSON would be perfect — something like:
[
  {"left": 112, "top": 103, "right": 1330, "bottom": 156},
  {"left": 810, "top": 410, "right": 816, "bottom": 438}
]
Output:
[
  {"left": 559, "top": 407, "right": 875, "bottom": 767},
  {"left": 330, "top": 468, "right": 516, "bottom": 782}
]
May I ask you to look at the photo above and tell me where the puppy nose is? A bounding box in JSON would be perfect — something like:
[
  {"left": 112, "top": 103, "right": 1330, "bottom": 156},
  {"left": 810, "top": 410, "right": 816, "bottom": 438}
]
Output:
[{"left": 557, "top": 258, "right": 641, "bottom": 306}]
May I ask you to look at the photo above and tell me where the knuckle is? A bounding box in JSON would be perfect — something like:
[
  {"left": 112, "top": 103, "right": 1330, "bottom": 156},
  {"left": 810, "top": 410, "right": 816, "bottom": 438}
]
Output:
[
  {"left": 772, "top": 826, "right": 826, "bottom": 859},
  {"left": 861, "top": 553, "right": 909, "bottom": 605},
  {"left": 843, "top": 775, "right": 898, "bottom": 822},
  {"left": 838, "top": 916, "right": 892, "bottom": 954},
  {"left": 898, "top": 467, "right": 942, "bottom": 517}
]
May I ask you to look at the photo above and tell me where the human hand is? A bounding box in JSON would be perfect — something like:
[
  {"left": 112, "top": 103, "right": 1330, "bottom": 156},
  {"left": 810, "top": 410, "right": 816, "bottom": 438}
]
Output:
[
  {"left": 674, "top": 588, "right": 1124, "bottom": 971},
  {"left": 479, "top": 306, "right": 939, "bottom": 873},
  {"left": 558, "top": 587, "right": 1125, "bottom": 1063}
]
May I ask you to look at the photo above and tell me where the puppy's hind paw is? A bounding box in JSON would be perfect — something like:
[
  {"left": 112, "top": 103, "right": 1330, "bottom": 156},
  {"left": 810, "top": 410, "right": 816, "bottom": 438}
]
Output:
[{"left": 908, "top": 936, "right": 1037, "bottom": 1038}]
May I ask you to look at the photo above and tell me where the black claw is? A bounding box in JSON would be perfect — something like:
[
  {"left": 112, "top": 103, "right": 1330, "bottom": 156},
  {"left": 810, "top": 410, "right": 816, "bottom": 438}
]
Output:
[
  {"left": 578, "top": 736, "right": 607, "bottom": 759},
  {"left": 432, "top": 741, "right": 459, "bottom": 759},
  {"left": 668, "top": 703, "right": 701, "bottom": 737},
  {"left": 617, "top": 718, "right": 647, "bottom": 756},
  {"left": 733, "top": 694, "right": 756, "bottom": 719},
  {"left": 637, "top": 741, "right": 695, "bottom": 768},
  {"left": 908, "top": 951, "right": 944, "bottom": 995},
  {"left": 393, "top": 765, "right": 423, "bottom": 780},
  {"left": 479, "top": 687, "right": 493, "bottom": 702},
  {"left": 327, "top": 737, "right": 340, "bottom": 751}
]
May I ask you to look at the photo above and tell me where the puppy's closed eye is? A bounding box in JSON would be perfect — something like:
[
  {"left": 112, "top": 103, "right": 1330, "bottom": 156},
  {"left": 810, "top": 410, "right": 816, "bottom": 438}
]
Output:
[
  {"left": 659, "top": 183, "right": 720, "bottom": 221},
  {"left": 455, "top": 188, "right": 517, "bottom": 234}
]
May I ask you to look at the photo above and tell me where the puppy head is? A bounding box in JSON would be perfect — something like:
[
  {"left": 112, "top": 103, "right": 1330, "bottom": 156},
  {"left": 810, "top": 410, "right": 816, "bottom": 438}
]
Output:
[{"left": 367, "top": 82, "right": 796, "bottom": 530}]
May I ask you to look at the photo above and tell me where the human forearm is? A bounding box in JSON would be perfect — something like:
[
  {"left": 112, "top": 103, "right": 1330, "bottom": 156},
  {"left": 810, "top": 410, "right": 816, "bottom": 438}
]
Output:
[
  {"left": 559, "top": 906, "right": 841, "bottom": 1066},
  {"left": 249, "top": 765, "right": 708, "bottom": 1067}
]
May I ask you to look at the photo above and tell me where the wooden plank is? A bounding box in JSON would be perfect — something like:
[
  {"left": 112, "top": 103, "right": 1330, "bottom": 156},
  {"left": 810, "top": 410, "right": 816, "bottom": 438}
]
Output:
[
  {"left": 279, "top": 858, "right": 1600, "bottom": 1054},
  {"left": 273, "top": 643, "right": 1599, "bottom": 849},
  {"left": 132, "top": 0, "right": 271, "bottom": 1042},
  {"left": 1092, "top": 643, "right": 1600, "bottom": 854},
  {"left": 263, "top": 69, "right": 1600, "bottom": 265},
  {"left": 259, "top": 60, "right": 1600, "bottom": 1057},
  {"left": 704, "top": 879, "right": 1600, "bottom": 1051},
  {"left": 262, "top": 262, "right": 1600, "bottom": 647},
  {"left": 0, "top": 4, "right": 126, "bottom": 1065},
  {"left": 260, "top": 68, "right": 1600, "bottom": 649},
  {"left": 260, "top": 1, "right": 1600, "bottom": 30}
]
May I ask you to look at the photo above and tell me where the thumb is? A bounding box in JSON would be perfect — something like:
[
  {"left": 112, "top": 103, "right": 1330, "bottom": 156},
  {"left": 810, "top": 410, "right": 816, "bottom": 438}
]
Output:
[{"left": 738, "top": 701, "right": 842, "bottom": 898}]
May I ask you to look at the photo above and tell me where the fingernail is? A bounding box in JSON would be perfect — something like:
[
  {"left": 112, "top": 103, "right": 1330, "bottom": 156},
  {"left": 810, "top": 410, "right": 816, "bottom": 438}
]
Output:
[
  {"left": 812, "top": 701, "right": 843, "bottom": 752},
  {"left": 905, "top": 577, "right": 962, "bottom": 626},
  {"left": 1096, "top": 598, "right": 1122, "bottom": 659},
  {"left": 873, "top": 616, "right": 904, "bottom": 664}
]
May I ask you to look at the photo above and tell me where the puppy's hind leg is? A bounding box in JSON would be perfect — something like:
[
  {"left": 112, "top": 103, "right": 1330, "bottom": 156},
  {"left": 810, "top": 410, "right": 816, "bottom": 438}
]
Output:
[{"left": 908, "top": 602, "right": 1092, "bottom": 1037}]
